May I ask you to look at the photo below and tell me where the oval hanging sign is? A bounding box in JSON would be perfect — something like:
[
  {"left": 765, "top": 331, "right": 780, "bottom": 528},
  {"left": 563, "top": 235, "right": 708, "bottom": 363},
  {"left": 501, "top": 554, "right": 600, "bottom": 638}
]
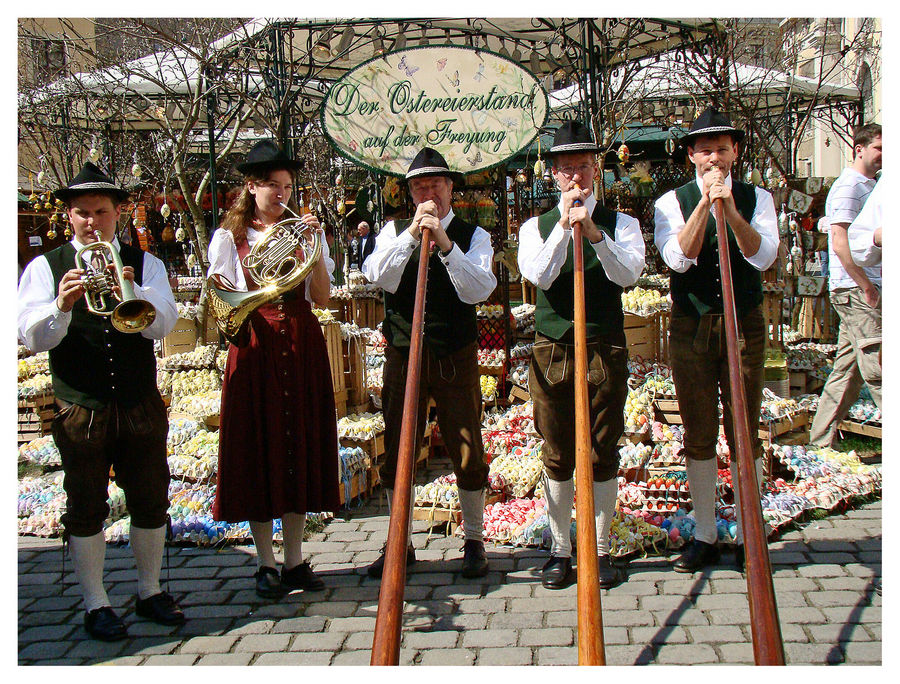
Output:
[{"left": 321, "top": 45, "right": 548, "bottom": 177}]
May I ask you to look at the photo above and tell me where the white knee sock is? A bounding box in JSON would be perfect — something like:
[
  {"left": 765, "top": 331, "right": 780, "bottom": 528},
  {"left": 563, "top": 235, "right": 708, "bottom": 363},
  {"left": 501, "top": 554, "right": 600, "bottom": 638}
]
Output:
[
  {"left": 731, "top": 459, "right": 764, "bottom": 545},
  {"left": 282, "top": 512, "right": 306, "bottom": 569},
  {"left": 544, "top": 473, "right": 575, "bottom": 558},
  {"left": 249, "top": 520, "right": 277, "bottom": 570},
  {"left": 686, "top": 458, "right": 719, "bottom": 544},
  {"left": 593, "top": 478, "right": 619, "bottom": 556},
  {"left": 457, "top": 487, "right": 485, "bottom": 542},
  {"left": 130, "top": 524, "right": 166, "bottom": 600},
  {"left": 68, "top": 532, "right": 110, "bottom": 612},
  {"left": 385, "top": 484, "right": 414, "bottom": 541}
]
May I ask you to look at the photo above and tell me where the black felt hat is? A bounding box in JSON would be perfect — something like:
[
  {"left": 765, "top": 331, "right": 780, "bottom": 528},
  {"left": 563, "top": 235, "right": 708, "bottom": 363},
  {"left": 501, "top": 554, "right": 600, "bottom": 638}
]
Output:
[
  {"left": 235, "top": 139, "right": 304, "bottom": 176},
  {"left": 680, "top": 107, "right": 745, "bottom": 148},
  {"left": 405, "top": 147, "right": 462, "bottom": 184},
  {"left": 549, "top": 120, "right": 600, "bottom": 155},
  {"left": 54, "top": 162, "right": 130, "bottom": 204}
]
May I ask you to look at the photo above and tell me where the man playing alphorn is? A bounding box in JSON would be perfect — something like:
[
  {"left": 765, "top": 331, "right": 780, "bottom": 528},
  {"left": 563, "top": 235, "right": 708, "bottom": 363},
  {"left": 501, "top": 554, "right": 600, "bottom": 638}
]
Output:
[
  {"left": 364, "top": 147, "right": 497, "bottom": 579},
  {"left": 518, "top": 121, "right": 645, "bottom": 589},
  {"left": 653, "top": 108, "right": 779, "bottom": 572}
]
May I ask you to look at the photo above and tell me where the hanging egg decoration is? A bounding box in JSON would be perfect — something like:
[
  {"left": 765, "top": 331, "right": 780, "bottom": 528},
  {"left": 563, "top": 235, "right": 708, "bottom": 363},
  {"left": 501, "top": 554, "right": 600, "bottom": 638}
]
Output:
[
  {"left": 617, "top": 143, "right": 630, "bottom": 164},
  {"left": 367, "top": 200, "right": 374, "bottom": 213},
  {"left": 665, "top": 137, "right": 676, "bottom": 156},
  {"left": 160, "top": 203, "right": 171, "bottom": 219},
  {"left": 64, "top": 227, "right": 72, "bottom": 239},
  {"left": 131, "top": 162, "right": 142, "bottom": 178},
  {"left": 337, "top": 199, "right": 346, "bottom": 215},
  {"left": 37, "top": 170, "right": 46, "bottom": 185},
  {"left": 789, "top": 218, "right": 800, "bottom": 233},
  {"left": 89, "top": 147, "right": 101, "bottom": 162},
  {"left": 515, "top": 168, "right": 528, "bottom": 184},
  {"left": 750, "top": 168, "right": 763, "bottom": 185},
  {"left": 46, "top": 229, "right": 57, "bottom": 240},
  {"left": 778, "top": 210, "right": 789, "bottom": 236},
  {"left": 765, "top": 166, "right": 777, "bottom": 183},
  {"left": 175, "top": 227, "right": 188, "bottom": 242},
  {"left": 335, "top": 173, "right": 343, "bottom": 187},
  {"left": 533, "top": 158, "right": 546, "bottom": 176}
]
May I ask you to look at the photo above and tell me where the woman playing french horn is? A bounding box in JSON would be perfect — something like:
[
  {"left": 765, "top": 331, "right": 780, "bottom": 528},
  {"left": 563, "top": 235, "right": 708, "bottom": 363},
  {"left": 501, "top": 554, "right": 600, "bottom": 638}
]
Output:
[{"left": 207, "top": 140, "right": 340, "bottom": 598}]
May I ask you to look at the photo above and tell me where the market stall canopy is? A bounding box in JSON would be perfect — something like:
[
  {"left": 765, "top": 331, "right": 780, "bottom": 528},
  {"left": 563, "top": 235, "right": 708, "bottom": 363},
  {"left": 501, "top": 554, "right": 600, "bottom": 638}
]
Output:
[{"left": 550, "top": 49, "right": 860, "bottom": 115}]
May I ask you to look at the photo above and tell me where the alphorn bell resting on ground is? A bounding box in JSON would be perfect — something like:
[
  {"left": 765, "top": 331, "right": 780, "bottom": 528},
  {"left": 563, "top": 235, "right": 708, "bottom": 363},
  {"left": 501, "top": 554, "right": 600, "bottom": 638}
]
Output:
[
  {"left": 363, "top": 147, "right": 497, "bottom": 579},
  {"left": 518, "top": 121, "right": 645, "bottom": 590},
  {"left": 653, "top": 108, "right": 779, "bottom": 573}
]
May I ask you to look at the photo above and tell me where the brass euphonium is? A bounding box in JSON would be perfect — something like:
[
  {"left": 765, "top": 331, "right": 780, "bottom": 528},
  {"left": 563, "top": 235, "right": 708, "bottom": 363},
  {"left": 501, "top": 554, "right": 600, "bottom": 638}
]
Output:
[
  {"left": 207, "top": 204, "right": 323, "bottom": 342},
  {"left": 75, "top": 230, "right": 157, "bottom": 333}
]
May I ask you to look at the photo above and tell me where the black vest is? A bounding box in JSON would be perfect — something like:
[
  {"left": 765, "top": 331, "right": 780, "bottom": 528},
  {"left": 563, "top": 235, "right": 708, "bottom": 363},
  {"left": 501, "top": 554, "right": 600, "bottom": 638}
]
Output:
[
  {"left": 670, "top": 180, "right": 762, "bottom": 318},
  {"left": 44, "top": 242, "right": 158, "bottom": 409},
  {"left": 534, "top": 202, "right": 625, "bottom": 342},
  {"left": 382, "top": 216, "right": 479, "bottom": 358}
]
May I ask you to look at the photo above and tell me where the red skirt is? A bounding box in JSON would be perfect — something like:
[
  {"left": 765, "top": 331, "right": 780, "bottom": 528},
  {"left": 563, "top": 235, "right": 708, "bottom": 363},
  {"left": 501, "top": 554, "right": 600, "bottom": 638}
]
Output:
[{"left": 213, "top": 296, "right": 340, "bottom": 522}]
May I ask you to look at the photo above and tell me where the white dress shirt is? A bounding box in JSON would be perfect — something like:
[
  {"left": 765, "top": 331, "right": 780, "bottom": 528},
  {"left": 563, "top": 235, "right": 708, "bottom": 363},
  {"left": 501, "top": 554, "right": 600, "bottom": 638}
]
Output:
[
  {"left": 17, "top": 237, "right": 178, "bottom": 350},
  {"left": 825, "top": 168, "right": 880, "bottom": 288},
  {"left": 848, "top": 178, "right": 883, "bottom": 269},
  {"left": 517, "top": 192, "right": 645, "bottom": 289},
  {"left": 206, "top": 225, "right": 335, "bottom": 304},
  {"left": 653, "top": 173, "right": 779, "bottom": 273},
  {"left": 363, "top": 208, "right": 497, "bottom": 304}
]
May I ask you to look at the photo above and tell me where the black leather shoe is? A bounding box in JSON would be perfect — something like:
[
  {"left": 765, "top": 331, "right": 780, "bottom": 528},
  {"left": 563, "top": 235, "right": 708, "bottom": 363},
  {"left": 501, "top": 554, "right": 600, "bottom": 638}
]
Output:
[
  {"left": 541, "top": 555, "right": 573, "bottom": 589},
  {"left": 597, "top": 554, "right": 626, "bottom": 589},
  {"left": 282, "top": 561, "right": 325, "bottom": 591},
  {"left": 254, "top": 566, "right": 288, "bottom": 598},
  {"left": 135, "top": 591, "right": 186, "bottom": 626},
  {"left": 674, "top": 540, "right": 721, "bottom": 573},
  {"left": 367, "top": 543, "right": 416, "bottom": 579},
  {"left": 461, "top": 539, "right": 489, "bottom": 578},
  {"left": 84, "top": 606, "right": 128, "bottom": 641},
  {"left": 734, "top": 544, "right": 745, "bottom": 572}
]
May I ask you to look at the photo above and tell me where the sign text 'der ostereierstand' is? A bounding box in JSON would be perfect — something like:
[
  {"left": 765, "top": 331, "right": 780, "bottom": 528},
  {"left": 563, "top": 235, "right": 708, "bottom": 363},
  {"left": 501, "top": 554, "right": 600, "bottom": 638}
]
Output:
[{"left": 321, "top": 45, "right": 549, "bottom": 176}]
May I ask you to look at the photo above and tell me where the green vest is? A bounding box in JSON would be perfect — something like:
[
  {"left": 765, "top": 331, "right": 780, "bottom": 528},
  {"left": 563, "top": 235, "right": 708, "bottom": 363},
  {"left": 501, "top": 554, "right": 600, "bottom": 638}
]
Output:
[
  {"left": 670, "top": 180, "right": 762, "bottom": 318},
  {"left": 382, "top": 215, "right": 479, "bottom": 358},
  {"left": 44, "top": 242, "right": 158, "bottom": 409},
  {"left": 534, "top": 202, "right": 624, "bottom": 342}
]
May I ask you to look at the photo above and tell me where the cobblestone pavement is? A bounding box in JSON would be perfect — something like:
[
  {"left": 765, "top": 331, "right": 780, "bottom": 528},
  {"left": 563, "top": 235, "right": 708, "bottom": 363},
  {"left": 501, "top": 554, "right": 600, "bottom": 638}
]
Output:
[{"left": 19, "top": 475, "right": 881, "bottom": 666}]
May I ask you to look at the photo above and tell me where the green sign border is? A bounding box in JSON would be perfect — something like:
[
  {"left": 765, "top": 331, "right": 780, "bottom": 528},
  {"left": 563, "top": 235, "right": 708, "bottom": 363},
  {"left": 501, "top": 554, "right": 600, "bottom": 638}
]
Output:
[{"left": 319, "top": 44, "right": 550, "bottom": 179}]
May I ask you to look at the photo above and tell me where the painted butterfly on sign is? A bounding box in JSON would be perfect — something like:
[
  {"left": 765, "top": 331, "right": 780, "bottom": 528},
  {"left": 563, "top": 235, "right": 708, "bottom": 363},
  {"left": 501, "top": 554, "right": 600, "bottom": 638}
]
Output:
[
  {"left": 467, "top": 151, "right": 483, "bottom": 166},
  {"left": 436, "top": 58, "right": 448, "bottom": 71},
  {"left": 473, "top": 63, "right": 485, "bottom": 82},
  {"left": 397, "top": 55, "right": 419, "bottom": 77}
]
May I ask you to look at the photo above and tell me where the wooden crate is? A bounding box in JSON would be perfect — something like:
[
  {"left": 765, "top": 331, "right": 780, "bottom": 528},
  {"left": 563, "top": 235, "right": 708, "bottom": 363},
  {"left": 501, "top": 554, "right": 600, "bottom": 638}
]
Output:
[
  {"left": 320, "top": 321, "right": 345, "bottom": 394},
  {"left": 759, "top": 410, "right": 809, "bottom": 444},
  {"left": 333, "top": 388, "right": 348, "bottom": 419},
  {"left": 340, "top": 431, "right": 385, "bottom": 462},
  {"left": 653, "top": 398, "right": 682, "bottom": 425},
  {"left": 162, "top": 317, "right": 198, "bottom": 357},
  {"left": 624, "top": 312, "right": 662, "bottom": 363},
  {"left": 349, "top": 297, "right": 384, "bottom": 330},
  {"left": 837, "top": 420, "right": 882, "bottom": 439},
  {"left": 341, "top": 337, "right": 368, "bottom": 406},
  {"left": 508, "top": 385, "right": 530, "bottom": 403},
  {"left": 18, "top": 395, "right": 57, "bottom": 444}
]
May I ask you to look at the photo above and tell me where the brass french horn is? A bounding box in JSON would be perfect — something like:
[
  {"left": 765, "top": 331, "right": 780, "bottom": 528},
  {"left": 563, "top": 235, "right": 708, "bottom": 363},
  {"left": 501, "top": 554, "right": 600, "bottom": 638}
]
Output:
[
  {"left": 207, "top": 204, "right": 323, "bottom": 342},
  {"left": 75, "top": 230, "right": 157, "bottom": 333}
]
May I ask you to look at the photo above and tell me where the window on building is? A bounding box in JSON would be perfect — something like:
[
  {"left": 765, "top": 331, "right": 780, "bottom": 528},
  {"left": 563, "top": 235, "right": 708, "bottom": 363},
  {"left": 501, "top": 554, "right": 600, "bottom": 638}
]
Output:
[{"left": 31, "top": 37, "right": 66, "bottom": 81}]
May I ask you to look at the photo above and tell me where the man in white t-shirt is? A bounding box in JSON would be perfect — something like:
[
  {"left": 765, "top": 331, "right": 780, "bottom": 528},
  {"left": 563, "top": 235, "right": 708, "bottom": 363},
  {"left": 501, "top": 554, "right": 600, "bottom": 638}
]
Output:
[
  {"left": 849, "top": 177, "right": 883, "bottom": 268},
  {"left": 809, "top": 123, "right": 882, "bottom": 448}
]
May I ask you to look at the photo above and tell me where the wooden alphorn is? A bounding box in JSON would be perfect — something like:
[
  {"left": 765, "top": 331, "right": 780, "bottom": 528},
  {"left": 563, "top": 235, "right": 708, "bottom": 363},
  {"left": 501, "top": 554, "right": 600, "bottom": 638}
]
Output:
[
  {"left": 371, "top": 225, "right": 432, "bottom": 666},
  {"left": 712, "top": 198, "right": 785, "bottom": 665},
  {"left": 571, "top": 186, "right": 607, "bottom": 665}
]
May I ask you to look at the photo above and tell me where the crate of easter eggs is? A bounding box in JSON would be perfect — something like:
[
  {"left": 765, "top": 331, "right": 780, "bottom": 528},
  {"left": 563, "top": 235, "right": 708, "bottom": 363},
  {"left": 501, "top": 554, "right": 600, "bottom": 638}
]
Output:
[{"left": 640, "top": 470, "right": 692, "bottom": 514}]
